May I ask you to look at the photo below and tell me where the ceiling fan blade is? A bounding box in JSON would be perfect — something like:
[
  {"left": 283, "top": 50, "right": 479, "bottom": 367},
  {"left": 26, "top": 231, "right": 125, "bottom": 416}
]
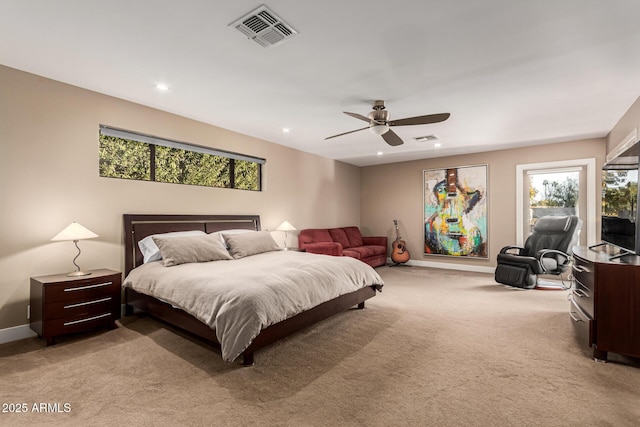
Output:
[
  {"left": 389, "top": 112, "right": 450, "bottom": 127},
  {"left": 325, "top": 126, "right": 370, "bottom": 140},
  {"left": 343, "top": 111, "right": 371, "bottom": 123},
  {"left": 382, "top": 129, "right": 403, "bottom": 146}
]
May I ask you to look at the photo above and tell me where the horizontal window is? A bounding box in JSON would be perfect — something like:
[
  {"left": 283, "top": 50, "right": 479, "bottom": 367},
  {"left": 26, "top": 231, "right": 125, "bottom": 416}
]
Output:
[{"left": 99, "top": 126, "right": 264, "bottom": 191}]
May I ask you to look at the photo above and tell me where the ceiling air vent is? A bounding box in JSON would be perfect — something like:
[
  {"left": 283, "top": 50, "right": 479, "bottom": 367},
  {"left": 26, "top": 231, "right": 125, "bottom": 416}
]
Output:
[
  {"left": 230, "top": 5, "right": 298, "bottom": 48},
  {"left": 414, "top": 135, "right": 439, "bottom": 142}
]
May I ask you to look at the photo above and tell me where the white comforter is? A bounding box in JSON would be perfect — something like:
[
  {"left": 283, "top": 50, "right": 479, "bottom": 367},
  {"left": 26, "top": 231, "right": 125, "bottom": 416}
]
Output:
[{"left": 123, "top": 251, "right": 384, "bottom": 362}]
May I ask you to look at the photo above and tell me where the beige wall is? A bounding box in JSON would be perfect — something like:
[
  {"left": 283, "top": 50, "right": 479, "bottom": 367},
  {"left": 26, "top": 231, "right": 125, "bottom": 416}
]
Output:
[
  {"left": 361, "top": 139, "right": 607, "bottom": 269},
  {"left": 0, "top": 65, "right": 361, "bottom": 329}
]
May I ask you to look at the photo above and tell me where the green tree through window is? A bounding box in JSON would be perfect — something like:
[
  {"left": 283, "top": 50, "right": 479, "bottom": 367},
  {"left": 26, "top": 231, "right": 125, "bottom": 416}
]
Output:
[
  {"left": 155, "top": 146, "right": 231, "bottom": 187},
  {"left": 234, "top": 160, "right": 260, "bottom": 191},
  {"left": 98, "top": 130, "right": 262, "bottom": 191},
  {"left": 99, "top": 136, "right": 150, "bottom": 181},
  {"left": 603, "top": 170, "right": 638, "bottom": 217},
  {"left": 529, "top": 175, "right": 578, "bottom": 208}
]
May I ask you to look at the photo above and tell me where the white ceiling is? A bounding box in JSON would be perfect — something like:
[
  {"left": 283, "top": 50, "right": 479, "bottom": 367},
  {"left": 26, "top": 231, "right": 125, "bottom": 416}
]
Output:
[{"left": 2, "top": 1, "right": 640, "bottom": 166}]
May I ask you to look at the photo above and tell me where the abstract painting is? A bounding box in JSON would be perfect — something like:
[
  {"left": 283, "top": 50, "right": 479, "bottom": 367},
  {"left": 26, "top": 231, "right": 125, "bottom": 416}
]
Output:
[{"left": 424, "top": 165, "right": 488, "bottom": 257}]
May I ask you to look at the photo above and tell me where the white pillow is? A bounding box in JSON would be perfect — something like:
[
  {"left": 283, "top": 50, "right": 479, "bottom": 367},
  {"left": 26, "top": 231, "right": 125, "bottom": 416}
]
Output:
[{"left": 138, "top": 230, "right": 206, "bottom": 263}]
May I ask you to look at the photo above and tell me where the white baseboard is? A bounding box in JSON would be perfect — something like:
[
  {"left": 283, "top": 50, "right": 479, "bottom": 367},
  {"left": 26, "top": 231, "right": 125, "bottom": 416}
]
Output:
[
  {"left": 0, "top": 324, "right": 37, "bottom": 345},
  {"left": 388, "top": 258, "right": 496, "bottom": 274}
]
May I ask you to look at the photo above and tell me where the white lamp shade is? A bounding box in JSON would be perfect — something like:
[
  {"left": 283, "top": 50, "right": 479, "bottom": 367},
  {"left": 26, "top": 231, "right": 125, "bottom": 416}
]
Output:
[
  {"left": 276, "top": 220, "right": 296, "bottom": 232},
  {"left": 51, "top": 222, "right": 98, "bottom": 241},
  {"left": 369, "top": 123, "right": 390, "bottom": 136}
]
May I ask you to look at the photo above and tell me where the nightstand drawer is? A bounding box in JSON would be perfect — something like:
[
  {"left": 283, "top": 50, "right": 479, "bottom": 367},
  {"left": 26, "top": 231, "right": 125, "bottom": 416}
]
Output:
[
  {"left": 43, "top": 296, "right": 117, "bottom": 321},
  {"left": 43, "top": 276, "right": 120, "bottom": 303},
  {"left": 45, "top": 312, "right": 115, "bottom": 337}
]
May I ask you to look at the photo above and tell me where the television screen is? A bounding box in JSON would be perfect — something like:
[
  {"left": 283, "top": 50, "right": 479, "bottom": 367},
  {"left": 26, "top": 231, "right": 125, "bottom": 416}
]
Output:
[{"left": 601, "top": 166, "right": 639, "bottom": 253}]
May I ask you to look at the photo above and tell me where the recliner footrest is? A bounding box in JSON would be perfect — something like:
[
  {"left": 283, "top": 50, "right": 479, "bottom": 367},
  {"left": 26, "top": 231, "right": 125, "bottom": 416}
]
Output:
[{"left": 495, "top": 264, "right": 536, "bottom": 289}]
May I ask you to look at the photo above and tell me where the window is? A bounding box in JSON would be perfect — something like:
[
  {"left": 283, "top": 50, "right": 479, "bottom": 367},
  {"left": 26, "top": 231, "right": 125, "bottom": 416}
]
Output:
[
  {"left": 99, "top": 126, "right": 264, "bottom": 191},
  {"left": 515, "top": 159, "right": 597, "bottom": 247},
  {"left": 527, "top": 169, "right": 580, "bottom": 234}
]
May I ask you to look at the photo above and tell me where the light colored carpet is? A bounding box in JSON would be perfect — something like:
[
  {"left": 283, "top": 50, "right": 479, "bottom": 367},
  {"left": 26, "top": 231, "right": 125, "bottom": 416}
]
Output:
[{"left": 1, "top": 266, "right": 639, "bottom": 426}]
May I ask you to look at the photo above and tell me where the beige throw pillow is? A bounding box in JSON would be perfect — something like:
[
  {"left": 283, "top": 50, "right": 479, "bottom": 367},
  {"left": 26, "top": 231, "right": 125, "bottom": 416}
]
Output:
[
  {"left": 223, "top": 230, "right": 280, "bottom": 259},
  {"left": 153, "top": 233, "right": 233, "bottom": 266}
]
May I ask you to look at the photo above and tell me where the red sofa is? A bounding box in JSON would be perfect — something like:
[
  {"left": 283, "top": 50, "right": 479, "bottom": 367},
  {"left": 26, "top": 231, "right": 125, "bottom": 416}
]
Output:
[{"left": 298, "top": 226, "right": 387, "bottom": 268}]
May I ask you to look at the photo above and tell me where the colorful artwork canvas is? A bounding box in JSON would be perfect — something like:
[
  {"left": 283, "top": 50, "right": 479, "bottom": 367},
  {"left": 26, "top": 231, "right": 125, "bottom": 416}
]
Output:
[{"left": 424, "top": 165, "right": 488, "bottom": 257}]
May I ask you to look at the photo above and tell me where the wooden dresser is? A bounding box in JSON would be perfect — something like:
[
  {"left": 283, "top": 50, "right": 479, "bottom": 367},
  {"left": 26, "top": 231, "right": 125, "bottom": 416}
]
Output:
[
  {"left": 570, "top": 246, "right": 640, "bottom": 361},
  {"left": 30, "top": 269, "right": 121, "bottom": 345}
]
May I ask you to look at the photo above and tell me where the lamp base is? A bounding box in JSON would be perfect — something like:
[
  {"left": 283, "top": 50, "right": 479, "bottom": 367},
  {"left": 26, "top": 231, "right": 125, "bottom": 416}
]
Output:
[{"left": 66, "top": 270, "right": 92, "bottom": 277}]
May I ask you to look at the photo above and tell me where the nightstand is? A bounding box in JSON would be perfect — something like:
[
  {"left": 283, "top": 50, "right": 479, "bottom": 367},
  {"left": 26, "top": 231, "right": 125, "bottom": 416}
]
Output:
[{"left": 30, "top": 269, "right": 121, "bottom": 345}]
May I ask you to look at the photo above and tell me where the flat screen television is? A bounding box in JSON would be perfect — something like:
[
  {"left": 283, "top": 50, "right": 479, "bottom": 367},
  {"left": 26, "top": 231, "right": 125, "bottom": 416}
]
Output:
[{"left": 601, "top": 140, "right": 640, "bottom": 256}]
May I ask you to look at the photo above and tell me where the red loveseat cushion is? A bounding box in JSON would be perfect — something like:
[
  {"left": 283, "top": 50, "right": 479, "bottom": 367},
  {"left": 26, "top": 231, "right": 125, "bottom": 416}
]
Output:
[
  {"left": 345, "top": 245, "right": 385, "bottom": 259},
  {"left": 343, "top": 226, "right": 364, "bottom": 247},
  {"left": 328, "top": 228, "right": 351, "bottom": 249}
]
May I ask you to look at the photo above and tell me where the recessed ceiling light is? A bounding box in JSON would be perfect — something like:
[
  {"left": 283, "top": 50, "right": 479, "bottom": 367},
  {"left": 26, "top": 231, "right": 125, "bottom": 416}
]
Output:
[
  {"left": 282, "top": 128, "right": 290, "bottom": 133},
  {"left": 433, "top": 142, "right": 442, "bottom": 148},
  {"left": 377, "top": 151, "right": 383, "bottom": 156},
  {"left": 155, "top": 83, "right": 169, "bottom": 91}
]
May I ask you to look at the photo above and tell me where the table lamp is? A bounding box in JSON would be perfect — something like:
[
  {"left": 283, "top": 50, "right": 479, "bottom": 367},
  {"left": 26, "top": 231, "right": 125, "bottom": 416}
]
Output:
[
  {"left": 51, "top": 222, "right": 98, "bottom": 276},
  {"left": 276, "top": 220, "right": 296, "bottom": 250}
]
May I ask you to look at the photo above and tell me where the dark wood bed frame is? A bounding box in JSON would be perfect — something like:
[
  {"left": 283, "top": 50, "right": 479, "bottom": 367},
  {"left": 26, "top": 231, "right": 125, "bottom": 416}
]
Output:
[{"left": 123, "top": 214, "right": 377, "bottom": 365}]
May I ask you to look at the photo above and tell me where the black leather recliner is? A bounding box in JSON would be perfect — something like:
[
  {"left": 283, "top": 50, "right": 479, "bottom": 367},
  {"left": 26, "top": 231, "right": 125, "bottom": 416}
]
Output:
[{"left": 495, "top": 215, "right": 582, "bottom": 289}]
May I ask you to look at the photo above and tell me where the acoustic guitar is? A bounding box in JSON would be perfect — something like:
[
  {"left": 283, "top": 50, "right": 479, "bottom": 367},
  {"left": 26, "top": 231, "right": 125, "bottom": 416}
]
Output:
[{"left": 391, "top": 219, "right": 410, "bottom": 264}]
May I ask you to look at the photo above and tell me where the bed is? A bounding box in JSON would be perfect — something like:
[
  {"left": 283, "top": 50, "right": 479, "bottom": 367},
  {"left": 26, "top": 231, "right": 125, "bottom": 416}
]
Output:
[{"left": 122, "top": 214, "right": 383, "bottom": 365}]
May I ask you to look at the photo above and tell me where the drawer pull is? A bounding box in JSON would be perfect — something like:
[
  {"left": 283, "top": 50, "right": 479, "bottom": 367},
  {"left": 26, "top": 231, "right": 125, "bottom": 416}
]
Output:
[
  {"left": 569, "top": 294, "right": 590, "bottom": 320},
  {"left": 64, "top": 297, "right": 112, "bottom": 309},
  {"left": 63, "top": 313, "right": 111, "bottom": 326},
  {"left": 569, "top": 311, "right": 584, "bottom": 322},
  {"left": 64, "top": 281, "right": 112, "bottom": 292},
  {"left": 573, "top": 278, "right": 585, "bottom": 288},
  {"left": 572, "top": 265, "right": 587, "bottom": 273},
  {"left": 573, "top": 288, "right": 588, "bottom": 298}
]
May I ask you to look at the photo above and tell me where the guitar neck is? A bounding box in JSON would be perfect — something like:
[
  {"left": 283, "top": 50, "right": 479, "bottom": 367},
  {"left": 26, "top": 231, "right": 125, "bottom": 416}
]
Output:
[{"left": 446, "top": 168, "right": 458, "bottom": 194}]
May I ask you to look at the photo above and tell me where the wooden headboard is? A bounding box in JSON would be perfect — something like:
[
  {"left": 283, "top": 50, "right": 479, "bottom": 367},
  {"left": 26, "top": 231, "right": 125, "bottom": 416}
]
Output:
[{"left": 123, "top": 214, "right": 261, "bottom": 275}]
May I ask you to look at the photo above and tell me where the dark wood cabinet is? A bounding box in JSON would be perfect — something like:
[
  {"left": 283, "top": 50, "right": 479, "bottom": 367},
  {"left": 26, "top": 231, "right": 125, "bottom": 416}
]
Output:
[
  {"left": 30, "top": 269, "right": 121, "bottom": 345},
  {"left": 571, "top": 246, "right": 640, "bottom": 361}
]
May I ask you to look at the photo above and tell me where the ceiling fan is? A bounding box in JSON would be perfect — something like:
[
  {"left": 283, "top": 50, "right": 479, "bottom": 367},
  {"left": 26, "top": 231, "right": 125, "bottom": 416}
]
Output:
[{"left": 325, "top": 100, "right": 450, "bottom": 146}]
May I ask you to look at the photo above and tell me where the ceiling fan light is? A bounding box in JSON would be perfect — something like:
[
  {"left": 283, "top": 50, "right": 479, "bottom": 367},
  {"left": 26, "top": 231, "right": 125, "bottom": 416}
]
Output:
[{"left": 369, "top": 123, "right": 389, "bottom": 136}]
